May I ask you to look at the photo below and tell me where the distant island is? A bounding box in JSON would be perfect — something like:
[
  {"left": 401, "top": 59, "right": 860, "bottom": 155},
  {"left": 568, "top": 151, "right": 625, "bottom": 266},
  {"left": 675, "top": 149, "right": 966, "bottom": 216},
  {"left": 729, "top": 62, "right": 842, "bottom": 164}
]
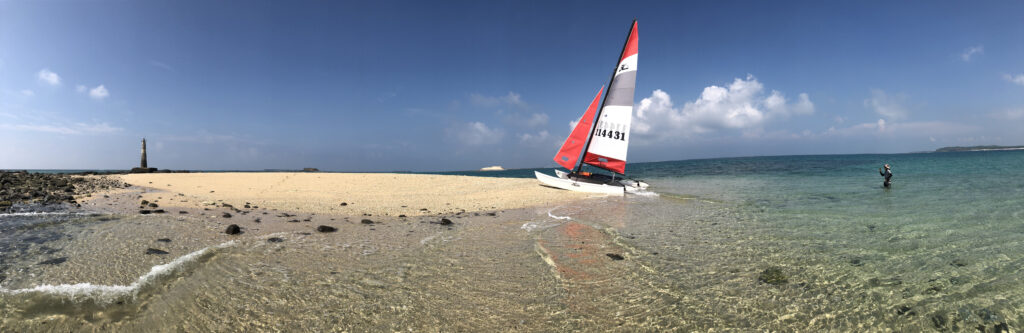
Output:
[{"left": 935, "top": 145, "right": 1024, "bottom": 152}]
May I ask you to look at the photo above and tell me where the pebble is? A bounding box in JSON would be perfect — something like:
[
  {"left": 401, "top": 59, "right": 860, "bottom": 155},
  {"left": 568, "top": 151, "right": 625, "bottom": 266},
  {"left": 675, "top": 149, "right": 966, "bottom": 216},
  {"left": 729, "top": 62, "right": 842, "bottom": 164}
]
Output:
[
  {"left": 316, "top": 225, "right": 337, "bottom": 233},
  {"left": 225, "top": 224, "right": 241, "bottom": 235}
]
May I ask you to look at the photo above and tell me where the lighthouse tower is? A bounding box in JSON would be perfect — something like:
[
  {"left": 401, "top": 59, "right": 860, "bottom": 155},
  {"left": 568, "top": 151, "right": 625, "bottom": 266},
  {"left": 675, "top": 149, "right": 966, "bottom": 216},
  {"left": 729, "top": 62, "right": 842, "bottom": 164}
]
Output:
[
  {"left": 140, "top": 138, "right": 148, "bottom": 169},
  {"left": 130, "top": 138, "right": 157, "bottom": 173}
]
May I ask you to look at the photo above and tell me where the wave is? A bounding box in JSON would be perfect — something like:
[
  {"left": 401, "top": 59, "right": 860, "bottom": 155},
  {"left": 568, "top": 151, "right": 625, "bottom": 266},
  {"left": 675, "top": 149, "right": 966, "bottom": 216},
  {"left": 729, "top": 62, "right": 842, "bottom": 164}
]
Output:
[
  {"left": 546, "top": 207, "right": 572, "bottom": 220},
  {"left": 0, "top": 241, "right": 236, "bottom": 305},
  {"left": 628, "top": 189, "right": 660, "bottom": 197}
]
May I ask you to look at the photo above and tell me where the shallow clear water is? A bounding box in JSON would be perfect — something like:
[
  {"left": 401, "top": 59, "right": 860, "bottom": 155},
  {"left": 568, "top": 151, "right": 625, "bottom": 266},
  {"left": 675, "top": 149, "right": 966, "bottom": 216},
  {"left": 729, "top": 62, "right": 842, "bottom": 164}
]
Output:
[{"left": 3, "top": 151, "right": 1024, "bottom": 331}]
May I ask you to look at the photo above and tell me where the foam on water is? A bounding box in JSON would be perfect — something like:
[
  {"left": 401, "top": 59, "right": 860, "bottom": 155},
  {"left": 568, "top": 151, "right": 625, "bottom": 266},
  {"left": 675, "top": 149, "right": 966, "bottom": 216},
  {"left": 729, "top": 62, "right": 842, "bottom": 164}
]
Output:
[
  {"left": 546, "top": 207, "right": 572, "bottom": 220},
  {"left": 0, "top": 211, "right": 96, "bottom": 217},
  {"left": 0, "top": 241, "right": 236, "bottom": 305}
]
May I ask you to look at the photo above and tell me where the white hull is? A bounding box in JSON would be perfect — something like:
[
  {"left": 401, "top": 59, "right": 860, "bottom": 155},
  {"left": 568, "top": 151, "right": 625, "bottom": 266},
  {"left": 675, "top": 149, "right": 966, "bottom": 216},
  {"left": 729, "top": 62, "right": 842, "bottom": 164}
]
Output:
[
  {"left": 535, "top": 171, "right": 625, "bottom": 195},
  {"left": 552, "top": 169, "right": 649, "bottom": 193}
]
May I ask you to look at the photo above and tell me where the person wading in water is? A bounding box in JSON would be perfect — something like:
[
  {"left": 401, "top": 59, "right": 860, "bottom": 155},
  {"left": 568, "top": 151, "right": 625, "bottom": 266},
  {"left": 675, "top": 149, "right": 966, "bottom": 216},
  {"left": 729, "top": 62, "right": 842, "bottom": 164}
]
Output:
[{"left": 879, "top": 164, "right": 893, "bottom": 188}]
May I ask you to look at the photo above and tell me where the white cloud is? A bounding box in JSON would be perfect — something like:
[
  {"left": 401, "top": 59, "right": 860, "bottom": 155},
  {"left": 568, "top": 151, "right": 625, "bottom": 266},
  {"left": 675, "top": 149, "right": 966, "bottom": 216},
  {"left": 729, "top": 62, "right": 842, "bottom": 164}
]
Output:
[
  {"left": 863, "top": 89, "right": 908, "bottom": 120},
  {"left": 37, "top": 69, "right": 61, "bottom": 86},
  {"left": 89, "top": 85, "right": 109, "bottom": 100},
  {"left": 990, "top": 108, "right": 1024, "bottom": 120},
  {"left": 469, "top": 92, "right": 528, "bottom": 109},
  {"left": 632, "top": 75, "right": 815, "bottom": 141},
  {"left": 0, "top": 122, "right": 123, "bottom": 135},
  {"left": 149, "top": 60, "right": 174, "bottom": 71},
  {"left": 524, "top": 113, "right": 548, "bottom": 127},
  {"left": 76, "top": 85, "right": 87, "bottom": 93},
  {"left": 20, "top": 89, "right": 34, "bottom": 97},
  {"left": 1004, "top": 74, "right": 1024, "bottom": 86},
  {"left": 446, "top": 121, "right": 504, "bottom": 146},
  {"left": 518, "top": 130, "right": 551, "bottom": 144},
  {"left": 961, "top": 45, "right": 984, "bottom": 62},
  {"left": 824, "top": 119, "right": 977, "bottom": 138}
]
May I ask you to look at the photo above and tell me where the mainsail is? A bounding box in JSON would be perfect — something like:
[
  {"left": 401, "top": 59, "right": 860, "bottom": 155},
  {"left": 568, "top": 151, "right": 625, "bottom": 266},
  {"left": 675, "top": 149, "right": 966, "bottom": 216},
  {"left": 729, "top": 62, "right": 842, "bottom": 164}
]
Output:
[
  {"left": 553, "top": 86, "right": 604, "bottom": 170},
  {"left": 582, "top": 20, "right": 637, "bottom": 174}
]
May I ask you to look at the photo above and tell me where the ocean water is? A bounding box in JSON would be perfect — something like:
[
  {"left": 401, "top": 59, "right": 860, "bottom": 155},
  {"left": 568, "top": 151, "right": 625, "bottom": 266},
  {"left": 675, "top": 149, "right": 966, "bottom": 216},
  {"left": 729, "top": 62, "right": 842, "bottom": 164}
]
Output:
[{"left": 2, "top": 151, "right": 1024, "bottom": 331}]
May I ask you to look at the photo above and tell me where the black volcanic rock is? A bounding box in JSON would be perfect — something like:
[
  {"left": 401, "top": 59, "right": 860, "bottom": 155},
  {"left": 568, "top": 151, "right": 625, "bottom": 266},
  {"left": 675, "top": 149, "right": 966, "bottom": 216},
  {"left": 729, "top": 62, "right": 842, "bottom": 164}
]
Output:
[
  {"left": 431, "top": 218, "right": 453, "bottom": 226},
  {"left": 316, "top": 225, "right": 337, "bottom": 233},
  {"left": 225, "top": 224, "right": 241, "bottom": 235},
  {"left": 145, "top": 248, "right": 169, "bottom": 255}
]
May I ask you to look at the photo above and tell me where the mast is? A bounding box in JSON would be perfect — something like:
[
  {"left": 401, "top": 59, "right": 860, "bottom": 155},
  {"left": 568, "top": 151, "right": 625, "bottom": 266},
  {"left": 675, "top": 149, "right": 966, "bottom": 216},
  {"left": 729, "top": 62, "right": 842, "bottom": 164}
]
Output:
[{"left": 573, "top": 19, "right": 637, "bottom": 175}]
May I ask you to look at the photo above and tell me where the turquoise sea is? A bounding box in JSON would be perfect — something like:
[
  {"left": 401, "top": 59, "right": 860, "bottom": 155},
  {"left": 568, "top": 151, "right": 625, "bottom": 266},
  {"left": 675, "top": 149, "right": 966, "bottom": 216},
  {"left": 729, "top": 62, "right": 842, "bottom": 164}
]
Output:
[
  {"left": 457, "top": 150, "right": 1024, "bottom": 330},
  {"left": 2, "top": 150, "right": 1023, "bottom": 331}
]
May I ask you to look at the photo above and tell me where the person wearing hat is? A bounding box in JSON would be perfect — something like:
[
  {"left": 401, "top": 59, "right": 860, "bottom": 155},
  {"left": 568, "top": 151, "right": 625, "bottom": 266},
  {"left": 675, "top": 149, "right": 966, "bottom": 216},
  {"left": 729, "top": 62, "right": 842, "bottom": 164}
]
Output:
[{"left": 878, "top": 164, "right": 893, "bottom": 188}]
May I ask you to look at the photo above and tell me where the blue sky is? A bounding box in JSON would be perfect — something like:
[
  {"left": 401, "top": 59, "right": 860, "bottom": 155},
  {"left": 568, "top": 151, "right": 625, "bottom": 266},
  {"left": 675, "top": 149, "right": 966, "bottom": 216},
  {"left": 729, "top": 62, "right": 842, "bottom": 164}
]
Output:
[{"left": 2, "top": 1, "right": 1023, "bottom": 171}]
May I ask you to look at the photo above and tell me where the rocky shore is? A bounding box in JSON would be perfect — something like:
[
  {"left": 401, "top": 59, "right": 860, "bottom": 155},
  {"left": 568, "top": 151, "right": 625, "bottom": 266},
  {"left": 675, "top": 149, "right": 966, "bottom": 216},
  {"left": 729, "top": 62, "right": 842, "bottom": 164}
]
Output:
[{"left": 0, "top": 171, "right": 127, "bottom": 212}]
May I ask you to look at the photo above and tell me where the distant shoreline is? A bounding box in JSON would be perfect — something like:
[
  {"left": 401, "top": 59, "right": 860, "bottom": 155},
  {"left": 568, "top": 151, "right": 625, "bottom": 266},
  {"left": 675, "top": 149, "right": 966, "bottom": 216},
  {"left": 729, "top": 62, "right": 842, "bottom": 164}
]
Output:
[{"left": 934, "top": 145, "right": 1024, "bottom": 153}]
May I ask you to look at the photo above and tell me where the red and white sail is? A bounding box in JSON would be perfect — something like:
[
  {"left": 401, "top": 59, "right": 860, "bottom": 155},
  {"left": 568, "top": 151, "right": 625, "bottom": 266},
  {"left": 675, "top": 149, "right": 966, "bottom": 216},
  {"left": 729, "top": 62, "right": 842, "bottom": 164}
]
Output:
[
  {"left": 554, "top": 86, "right": 604, "bottom": 170},
  {"left": 583, "top": 20, "right": 637, "bottom": 174}
]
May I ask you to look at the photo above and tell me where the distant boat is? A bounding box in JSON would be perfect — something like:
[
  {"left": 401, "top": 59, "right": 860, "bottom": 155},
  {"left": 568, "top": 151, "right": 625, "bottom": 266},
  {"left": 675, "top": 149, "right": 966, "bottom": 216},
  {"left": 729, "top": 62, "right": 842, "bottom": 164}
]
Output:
[
  {"left": 535, "top": 20, "right": 648, "bottom": 195},
  {"left": 479, "top": 166, "right": 505, "bottom": 171}
]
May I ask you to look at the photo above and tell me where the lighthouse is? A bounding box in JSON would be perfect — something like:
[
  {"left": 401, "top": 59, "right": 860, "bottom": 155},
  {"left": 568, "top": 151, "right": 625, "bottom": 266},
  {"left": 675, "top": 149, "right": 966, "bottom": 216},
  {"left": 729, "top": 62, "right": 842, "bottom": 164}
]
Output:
[
  {"left": 140, "top": 138, "right": 148, "bottom": 169},
  {"left": 130, "top": 138, "right": 158, "bottom": 173}
]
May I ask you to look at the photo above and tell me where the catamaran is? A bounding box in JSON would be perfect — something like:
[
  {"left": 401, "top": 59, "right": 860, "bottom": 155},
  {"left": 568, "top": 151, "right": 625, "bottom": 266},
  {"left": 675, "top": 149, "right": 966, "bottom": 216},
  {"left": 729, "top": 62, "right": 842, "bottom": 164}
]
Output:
[{"left": 535, "top": 20, "right": 648, "bottom": 195}]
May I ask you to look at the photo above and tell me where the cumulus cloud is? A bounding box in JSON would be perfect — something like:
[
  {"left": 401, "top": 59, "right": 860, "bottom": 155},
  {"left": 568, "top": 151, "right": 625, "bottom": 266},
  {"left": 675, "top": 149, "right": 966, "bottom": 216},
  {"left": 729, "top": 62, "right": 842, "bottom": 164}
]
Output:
[
  {"left": 89, "top": 85, "right": 109, "bottom": 100},
  {"left": 863, "top": 89, "right": 908, "bottom": 120},
  {"left": 446, "top": 121, "right": 504, "bottom": 146},
  {"left": 632, "top": 75, "right": 814, "bottom": 141},
  {"left": 1004, "top": 74, "right": 1024, "bottom": 86},
  {"left": 37, "top": 69, "right": 61, "bottom": 86},
  {"left": 961, "top": 45, "right": 984, "bottom": 62}
]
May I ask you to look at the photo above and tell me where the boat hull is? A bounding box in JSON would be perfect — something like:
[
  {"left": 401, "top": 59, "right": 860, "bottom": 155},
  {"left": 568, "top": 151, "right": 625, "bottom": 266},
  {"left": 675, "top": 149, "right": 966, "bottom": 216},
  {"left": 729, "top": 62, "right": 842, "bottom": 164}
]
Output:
[
  {"left": 552, "top": 169, "right": 649, "bottom": 193},
  {"left": 535, "top": 171, "right": 625, "bottom": 195}
]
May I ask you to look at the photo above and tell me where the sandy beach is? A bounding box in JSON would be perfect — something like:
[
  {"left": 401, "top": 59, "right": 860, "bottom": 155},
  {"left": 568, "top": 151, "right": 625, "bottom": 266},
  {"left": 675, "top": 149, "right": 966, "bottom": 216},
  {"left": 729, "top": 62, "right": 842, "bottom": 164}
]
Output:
[{"left": 113, "top": 172, "right": 589, "bottom": 217}]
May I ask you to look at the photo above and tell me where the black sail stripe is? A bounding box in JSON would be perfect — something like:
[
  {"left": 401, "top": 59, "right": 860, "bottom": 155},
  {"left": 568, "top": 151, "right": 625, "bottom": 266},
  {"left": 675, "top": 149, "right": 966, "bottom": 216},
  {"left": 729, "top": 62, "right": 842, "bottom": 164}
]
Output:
[{"left": 604, "top": 71, "right": 636, "bottom": 107}]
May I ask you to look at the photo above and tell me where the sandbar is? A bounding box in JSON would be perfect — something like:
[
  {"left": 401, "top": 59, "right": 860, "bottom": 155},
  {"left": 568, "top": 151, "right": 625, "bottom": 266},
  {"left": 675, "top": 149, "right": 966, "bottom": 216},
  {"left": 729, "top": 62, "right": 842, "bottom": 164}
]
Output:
[{"left": 116, "top": 172, "right": 589, "bottom": 217}]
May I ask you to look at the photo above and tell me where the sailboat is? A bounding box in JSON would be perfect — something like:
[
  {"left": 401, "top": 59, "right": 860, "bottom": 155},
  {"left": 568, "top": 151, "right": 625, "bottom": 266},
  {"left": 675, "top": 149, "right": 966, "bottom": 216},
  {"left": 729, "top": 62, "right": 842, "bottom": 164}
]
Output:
[{"left": 535, "top": 20, "right": 648, "bottom": 195}]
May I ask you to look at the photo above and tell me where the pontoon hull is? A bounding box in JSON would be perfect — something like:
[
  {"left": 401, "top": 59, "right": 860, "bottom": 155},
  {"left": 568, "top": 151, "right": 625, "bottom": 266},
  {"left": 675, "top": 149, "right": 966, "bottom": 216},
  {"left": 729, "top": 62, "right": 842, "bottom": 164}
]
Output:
[{"left": 535, "top": 171, "right": 625, "bottom": 195}]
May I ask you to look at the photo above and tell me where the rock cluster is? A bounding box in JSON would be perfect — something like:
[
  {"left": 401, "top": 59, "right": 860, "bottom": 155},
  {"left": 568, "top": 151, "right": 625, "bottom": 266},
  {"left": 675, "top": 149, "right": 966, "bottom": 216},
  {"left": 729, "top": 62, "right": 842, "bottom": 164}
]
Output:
[{"left": 0, "top": 171, "right": 125, "bottom": 211}]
